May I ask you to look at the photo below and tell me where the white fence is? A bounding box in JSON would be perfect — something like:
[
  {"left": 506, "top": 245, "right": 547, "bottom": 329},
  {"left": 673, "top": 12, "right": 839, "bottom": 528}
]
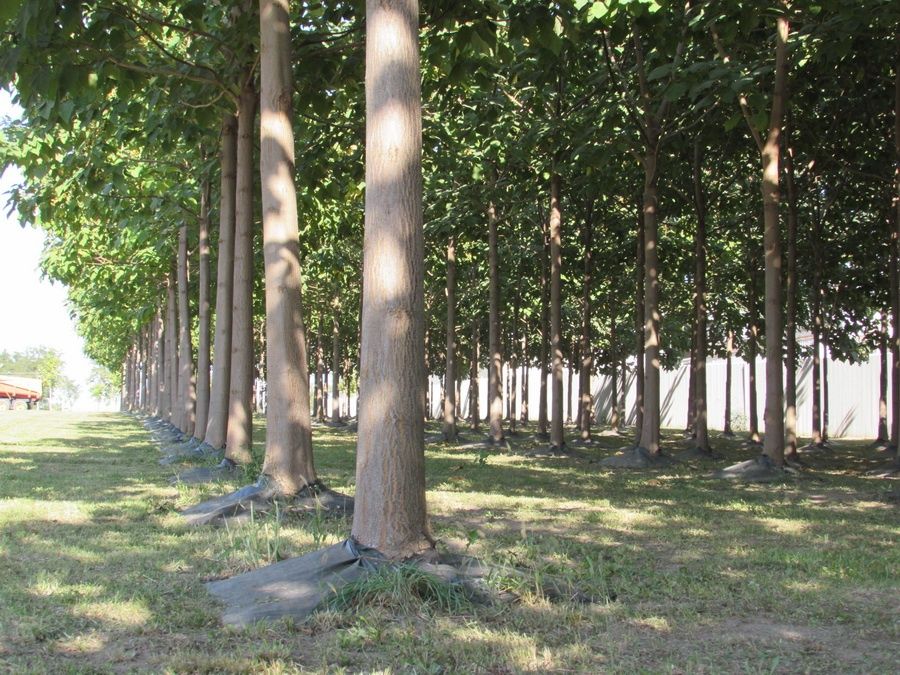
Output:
[{"left": 311, "top": 345, "right": 886, "bottom": 440}]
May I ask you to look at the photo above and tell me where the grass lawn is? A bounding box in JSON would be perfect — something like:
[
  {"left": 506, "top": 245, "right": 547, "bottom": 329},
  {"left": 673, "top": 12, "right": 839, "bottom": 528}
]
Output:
[{"left": 0, "top": 411, "right": 897, "bottom": 673}]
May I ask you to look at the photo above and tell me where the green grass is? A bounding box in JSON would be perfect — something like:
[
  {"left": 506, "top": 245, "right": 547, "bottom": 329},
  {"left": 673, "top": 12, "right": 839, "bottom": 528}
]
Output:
[{"left": 0, "top": 411, "right": 897, "bottom": 673}]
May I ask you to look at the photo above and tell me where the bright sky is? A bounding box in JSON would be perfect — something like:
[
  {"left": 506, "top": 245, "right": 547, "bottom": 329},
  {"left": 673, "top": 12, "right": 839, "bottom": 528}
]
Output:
[{"left": 0, "top": 89, "right": 114, "bottom": 411}]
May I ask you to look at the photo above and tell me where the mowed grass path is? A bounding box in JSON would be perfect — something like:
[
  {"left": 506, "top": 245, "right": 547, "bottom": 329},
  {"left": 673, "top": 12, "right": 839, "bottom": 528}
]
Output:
[{"left": 0, "top": 411, "right": 897, "bottom": 673}]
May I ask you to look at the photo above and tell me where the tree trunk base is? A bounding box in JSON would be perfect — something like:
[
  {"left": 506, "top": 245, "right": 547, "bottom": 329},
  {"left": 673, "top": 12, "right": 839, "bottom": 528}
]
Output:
[
  {"left": 712, "top": 455, "right": 787, "bottom": 482},
  {"left": 599, "top": 446, "right": 674, "bottom": 469},
  {"left": 675, "top": 446, "right": 723, "bottom": 461},
  {"left": 722, "top": 430, "right": 736, "bottom": 438},
  {"left": 181, "top": 477, "right": 353, "bottom": 526},
  {"left": 799, "top": 441, "right": 833, "bottom": 454}
]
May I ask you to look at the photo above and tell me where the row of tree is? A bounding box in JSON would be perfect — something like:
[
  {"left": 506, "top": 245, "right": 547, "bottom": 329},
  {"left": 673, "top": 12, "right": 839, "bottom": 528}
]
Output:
[{"left": 2, "top": 1, "right": 899, "bottom": 550}]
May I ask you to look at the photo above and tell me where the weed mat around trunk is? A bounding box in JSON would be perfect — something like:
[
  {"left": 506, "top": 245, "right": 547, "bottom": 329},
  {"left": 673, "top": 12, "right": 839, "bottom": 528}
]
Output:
[{"left": 181, "top": 478, "right": 353, "bottom": 526}]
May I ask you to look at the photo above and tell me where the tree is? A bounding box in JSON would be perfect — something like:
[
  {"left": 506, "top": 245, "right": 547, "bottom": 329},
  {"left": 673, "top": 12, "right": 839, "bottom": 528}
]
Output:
[{"left": 351, "top": 0, "right": 431, "bottom": 559}]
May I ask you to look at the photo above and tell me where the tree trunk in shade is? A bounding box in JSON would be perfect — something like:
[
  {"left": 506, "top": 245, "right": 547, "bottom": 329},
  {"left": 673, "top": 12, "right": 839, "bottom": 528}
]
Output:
[
  {"left": 470, "top": 320, "right": 480, "bottom": 431},
  {"left": 351, "top": 0, "right": 431, "bottom": 559},
  {"left": 165, "top": 268, "right": 179, "bottom": 429},
  {"left": 442, "top": 235, "right": 457, "bottom": 441},
  {"left": 747, "top": 269, "right": 761, "bottom": 444},
  {"left": 578, "top": 199, "right": 593, "bottom": 442},
  {"left": 537, "top": 213, "right": 549, "bottom": 438},
  {"left": 332, "top": 313, "right": 341, "bottom": 423},
  {"left": 724, "top": 330, "right": 734, "bottom": 435},
  {"left": 204, "top": 114, "right": 237, "bottom": 450},
  {"left": 549, "top": 173, "right": 565, "bottom": 451},
  {"left": 759, "top": 16, "right": 788, "bottom": 467},
  {"left": 633, "top": 198, "right": 645, "bottom": 442},
  {"left": 194, "top": 178, "right": 212, "bottom": 440},
  {"left": 637, "top": 144, "right": 661, "bottom": 455},
  {"left": 158, "top": 312, "right": 169, "bottom": 420},
  {"left": 520, "top": 329, "right": 528, "bottom": 424},
  {"left": 487, "top": 203, "right": 504, "bottom": 444},
  {"left": 691, "top": 140, "right": 709, "bottom": 452},
  {"left": 315, "top": 329, "right": 325, "bottom": 422},
  {"left": 879, "top": 317, "right": 889, "bottom": 442},
  {"left": 258, "top": 0, "right": 317, "bottom": 493},
  {"left": 783, "top": 122, "right": 799, "bottom": 459},
  {"left": 891, "top": 66, "right": 900, "bottom": 453},
  {"left": 821, "top": 326, "right": 830, "bottom": 444},
  {"left": 176, "top": 221, "right": 196, "bottom": 437},
  {"left": 225, "top": 76, "right": 257, "bottom": 466},
  {"left": 150, "top": 312, "right": 161, "bottom": 416}
]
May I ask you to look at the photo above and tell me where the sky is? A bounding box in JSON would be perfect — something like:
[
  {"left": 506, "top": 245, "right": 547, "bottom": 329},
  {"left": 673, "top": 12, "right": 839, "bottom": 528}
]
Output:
[{"left": 0, "top": 88, "right": 115, "bottom": 411}]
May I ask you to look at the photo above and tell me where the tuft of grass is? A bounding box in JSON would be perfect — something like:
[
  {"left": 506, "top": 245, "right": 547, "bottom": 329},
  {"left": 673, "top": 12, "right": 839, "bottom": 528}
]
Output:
[{"left": 328, "top": 564, "right": 471, "bottom": 614}]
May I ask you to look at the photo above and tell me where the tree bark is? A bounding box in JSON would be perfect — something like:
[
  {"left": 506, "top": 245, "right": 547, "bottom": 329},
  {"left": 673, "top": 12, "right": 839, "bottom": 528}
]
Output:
[
  {"left": 759, "top": 16, "right": 789, "bottom": 467},
  {"left": 487, "top": 203, "right": 504, "bottom": 444},
  {"left": 538, "top": 212, "right": 549, "bottom": 437},
  {"left": 351, "top": 0, "right": 430, "bottom": 559},
  {"left": 176, "top": 222, "right": 196, "bottom": 437},
  {"left": 637, "top": 145, "right": 661, "bottom": 455},
  {"left": 470, "top": 320, "right": 480, "bottom": 431},
  {"left": 784, "top": 122, "right": 799, "bottom": 459},
  {"left": 165, "top": 267, "right": 179, "bottom": 428},
  {"left": 891, "top": 64, "right": 900, "bottom": 452},
  {"left": 158, "top": 310, "right": 169, "bottom": 420},
  {"left": 225, "top": 76, "right": 257, "bottom": 466},
  {"left": 315, "top": 328, "right": 325, "bottom": 422},
  {"left": 879, "top": 316, "right": 889, "bottom": 442},
  {"left": 812, "top": 184, "right": 824, "bottom": 447},
  {"left": 549, "top": 173, "right": 565, "bottom": 450},
  {"left": 442, "top": 235, "right": 457, "bottom": 441},
  {"left": 150, "top": 312, "right": 161, "bottom": 416},
  {"left": 194, "top": 178, "right": 212, "bottom": 440},
  {"left": 724, "top": 330, "right": 734, "bottom": 435},
  {"left": 520, "top": 329, "right": 529, "bottom": 424},
  {"left": 691, "top": 140, "right": 709, "bottom": 452},
  {"left": 332, "top": 313, "right": 341, "bottom": 423},
  {"left": 204, "top": 114, "right": 237, "bottom": 449},
  {"left": 259, "top": 0, "right": 317, "bottom": 493},
  {"left": 748, "top": 305, "right": 760, "bottom": 444},
  {"left": 634, "top": 197, "right": 645, "bottom": 441},
  {"left": 822, "top": 326, "right": 830, "bottom": 443},
  {"left": 579, "top": 199, "right": 593, "bottom": 441}
]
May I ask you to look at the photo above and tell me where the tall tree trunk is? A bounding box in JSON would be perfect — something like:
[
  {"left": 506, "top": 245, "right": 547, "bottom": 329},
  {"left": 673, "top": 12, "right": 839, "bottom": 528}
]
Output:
[
  {"left": 879, "top": 317, "right": 889, "bottom": 442},
  {"left": 891, "top": 65, "right": 900, "bottom": 453},
  {"left": 470, "top": 320, "right": 480, "bottom": 431},
  {"left": 618, "top": 357, "right": 627, "bottom": 431},
  {"left": 352, "top": 0, "right": 430, "bottom": 558},
  {"left": 549, "top": 173, "right": 565, "bottom": 450},
  {"left": 443, "top": 235, "right": 457, "bottom": 441},
  {"left": 194, "top": 178, "right": 212, "bottom": 440},
  {"left": 332, "top": 314, "right": 341, "bottom": 423},
  {"left": 259, "top": 0, "right": 317, "bottom": 493},
  {"left": 724, "top": 330, "right": 734, "bottom": 435},
  {"left": 538, "top": 213, "right": 549, "bottom": 438},
  {"left": 812, "top": 192, "right": 824, "bottom": 447},
  {"left": 158, "top": 311, "right": 169, "bottom": 420},
  {"left": 165, "top": 268, "right": 179, "bottom": 428},
  {"left": 686, "top": 318, "right": 696, "bottom": 434},
  {"left": 783, "top": 121, "right": 799, "bottom": 459},
  {"left": 315, "top": 329, "right": 325, "bottom": 422},
  {"left": 634, "top": 197, "right": 645, "bottom": 441},
  {"left": 691, "top": 140, "right": 710, "bottom": 452},
  {"left": 150, "top": 312, "right": 161, "bottom": 416},
  {"left": 520, "top": 329, "right": 529, "bottom": 424},
  {"left": 567, "top": 346, "right": 575, "bottom": 425},
  {"left": 203, "top": 114, "right": 237, "bottom": 449},
  {"left": 747, "top": 268, "right": 761, "bottom": 444},
  {"left": 487, "top": 203, "right": 504, "bottom": 444},
  {"left": 638, "top": 144, "right": 661, "bottom": 455},
  {"left": 759, "top": 16, "right": 789, "bottom": 467},
  {"left": 510, "top": 295, "right": 520, "bottom": 433},
  {"left": 176, "top": 222, "right": 196, "bottom": 437},
  {"left": 225, "top": 76, "right": 257, "bottom": 466},
  {"left": 579, "top": 200, "right": 593, "bottom": 441},
  {"left": 821, "top": 326, "right": 830, "bottom": 443}
]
